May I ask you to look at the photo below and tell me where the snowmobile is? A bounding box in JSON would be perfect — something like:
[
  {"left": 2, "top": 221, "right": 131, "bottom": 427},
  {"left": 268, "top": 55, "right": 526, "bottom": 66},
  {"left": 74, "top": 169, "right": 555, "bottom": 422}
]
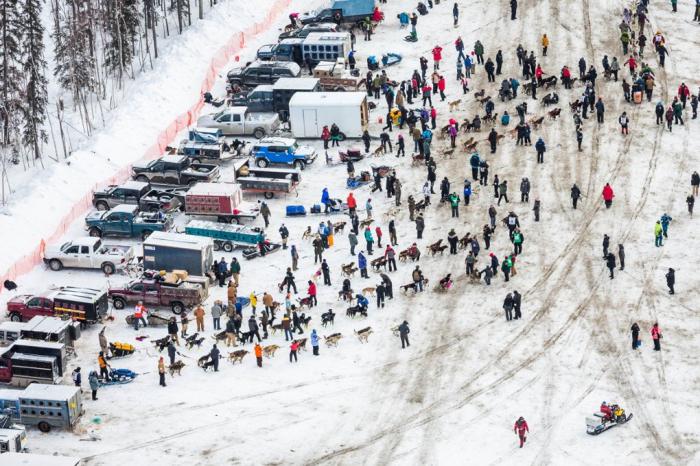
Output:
[{"left": 586, "top": 404, "right": 633, "bottom": 435}]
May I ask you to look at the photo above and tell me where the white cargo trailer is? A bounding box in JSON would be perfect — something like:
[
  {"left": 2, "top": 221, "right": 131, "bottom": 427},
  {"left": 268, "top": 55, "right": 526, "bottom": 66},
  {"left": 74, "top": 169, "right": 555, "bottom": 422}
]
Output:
[{"left": 288, "top": 92, "right": 368, "bottom": 139}]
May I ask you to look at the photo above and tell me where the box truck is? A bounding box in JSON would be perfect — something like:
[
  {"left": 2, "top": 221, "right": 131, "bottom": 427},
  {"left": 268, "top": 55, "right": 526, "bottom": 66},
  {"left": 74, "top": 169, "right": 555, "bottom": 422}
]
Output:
[{"left": 288, "top": 92, "right": 368, "bottom": 139}]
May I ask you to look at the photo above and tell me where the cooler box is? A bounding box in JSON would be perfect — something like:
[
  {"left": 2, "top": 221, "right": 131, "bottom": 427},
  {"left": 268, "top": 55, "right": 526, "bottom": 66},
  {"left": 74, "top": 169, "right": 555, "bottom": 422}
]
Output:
[
  {"left": 286, "top": 205, "right": 306, "bottom": 216},
  {"left": 310, "top": 204, "right": 322, "bottom": 214},
  {"left": 633, "top": 91, "right": 642, "bottom": 104}
]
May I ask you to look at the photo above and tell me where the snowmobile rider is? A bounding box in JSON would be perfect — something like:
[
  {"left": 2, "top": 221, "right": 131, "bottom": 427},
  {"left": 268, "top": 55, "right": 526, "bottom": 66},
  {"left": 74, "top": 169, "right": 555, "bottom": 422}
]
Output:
[{"left": 600, "top": 401, "right": 613, "bottom": 421}]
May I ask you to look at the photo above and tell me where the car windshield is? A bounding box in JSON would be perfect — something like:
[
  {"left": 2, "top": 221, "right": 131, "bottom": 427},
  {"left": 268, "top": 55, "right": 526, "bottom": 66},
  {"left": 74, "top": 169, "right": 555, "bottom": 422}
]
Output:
[
  {"left": 292, "top": 142, "right": 299, "bottom": 151},
  {"left": 212, "top": 110, "right": 226, "bottom": 120},
  {"left": 60, "top": 242, "right": 72, "bottom": 251}
]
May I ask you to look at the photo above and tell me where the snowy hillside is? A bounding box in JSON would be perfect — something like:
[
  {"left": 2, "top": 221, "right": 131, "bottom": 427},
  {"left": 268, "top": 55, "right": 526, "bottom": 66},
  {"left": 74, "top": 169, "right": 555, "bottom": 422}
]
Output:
[{"left": 2, "top": 0, "right": 700, "bottom": 465}]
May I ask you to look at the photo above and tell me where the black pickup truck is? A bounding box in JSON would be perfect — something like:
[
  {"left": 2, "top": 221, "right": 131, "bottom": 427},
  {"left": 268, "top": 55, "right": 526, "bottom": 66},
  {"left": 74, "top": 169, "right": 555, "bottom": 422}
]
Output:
[
  {"left": 92, "top": 180, "right": 186, "bottom": 212},
  {"left": 131, "top": 155, "right": 219, "bottom": 187}
]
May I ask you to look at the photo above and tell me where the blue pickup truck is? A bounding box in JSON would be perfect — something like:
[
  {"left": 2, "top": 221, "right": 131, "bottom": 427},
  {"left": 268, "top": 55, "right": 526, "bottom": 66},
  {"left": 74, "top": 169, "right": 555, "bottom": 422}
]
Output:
[
  {"left": 251, "top": 137, "right": 317, "bottom": 170},
  {"left": 85, "top": 204, "right": 171, "bottom": 240}
]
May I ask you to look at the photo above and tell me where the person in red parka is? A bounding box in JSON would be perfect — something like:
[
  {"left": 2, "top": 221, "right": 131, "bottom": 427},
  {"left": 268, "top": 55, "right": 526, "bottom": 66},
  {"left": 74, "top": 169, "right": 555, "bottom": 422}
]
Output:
[
  {"left": 602, "top": 183, "right": 614, "bottom": 208},
  {"left": 535, "top": 64, "right": 543, "bottom": 85},
  {"left": 372, "top": 7, "right": 383, "bottom": 23},
  {"left": 600, "top": 401, "right": 613, "bottom": 421},
  {"left": 437, "top": 75, "right": 446, "bottom": 101},
  {"left": 432, "top": 45, "right": 443, "bottom": 70},
  {"left": 321, "top": 125, "right": 330, "bottom": 149},
  {"left": 514, "top": 417, "right": 529, "bottom": 448},
  {"left": 347, "top": 192, "right": 357, "bottom": 215},
  {"left": 307, "top": 280, "right": 317, "bottom": 307}
]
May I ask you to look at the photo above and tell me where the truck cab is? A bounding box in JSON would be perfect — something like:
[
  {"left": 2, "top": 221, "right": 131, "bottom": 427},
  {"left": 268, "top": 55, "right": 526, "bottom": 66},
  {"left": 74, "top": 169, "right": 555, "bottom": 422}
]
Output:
[
  {"left": 131, "top": 155, "right": 219, "bottom": 187},
  {"left": 43, "top": 237, "right": 134, "bottom": 274},
  {"left": 230, "top": 86, "right": 275, "bottom": 113},
  {"left": 92, "top": 181, "right": 150, "bottom": 211},
  {"left": 196, "top": 107, "right": 279, "bottom": 139},
  {"left": 256, "top": 39, "right": 304, "bottom": 65},
  {"left": 5, "top": 296, "right": 53, "bottom": 322}
]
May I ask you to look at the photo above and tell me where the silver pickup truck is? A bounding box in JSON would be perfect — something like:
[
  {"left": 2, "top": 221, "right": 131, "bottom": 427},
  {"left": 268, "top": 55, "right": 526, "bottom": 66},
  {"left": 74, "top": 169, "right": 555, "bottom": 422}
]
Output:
[
  {"left": 196, "top": 107, "right": 280, "bottom": 139},
  {"left": 43, "top": 237, "right": 134, "bottom": 275}
]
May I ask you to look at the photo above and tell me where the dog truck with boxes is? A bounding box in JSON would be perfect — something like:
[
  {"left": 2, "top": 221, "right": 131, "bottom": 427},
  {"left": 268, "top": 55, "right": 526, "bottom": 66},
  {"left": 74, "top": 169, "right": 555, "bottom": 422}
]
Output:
[
  {"left": 185, "top": 182, "right": 259, "bottom": 224},
  {"left": 288, "top": 92, "right": 368, "bottom": 139}
]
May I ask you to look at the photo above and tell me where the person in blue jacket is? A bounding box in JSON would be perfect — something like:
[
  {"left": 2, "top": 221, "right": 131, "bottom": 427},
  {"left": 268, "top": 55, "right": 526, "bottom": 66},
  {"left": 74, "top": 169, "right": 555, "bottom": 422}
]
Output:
[
  {"left": 358, "top": 251, "right": 368, "bottom": 278},
  {"left": 660, "top": 213, "right": 672, "bottom": 238},
  {"left": 398, "top": 11, "right": 409, "bottom": 28},
  {"left": 469, "top": 152, "right": 481, "bottom": 180},
  {"left": 501, "top": 111, "right": 510, "bottom": 126},
  {"left": 510, "top": 78, "right": 520, "bottom": 97},
  {"left": 356, "top": 294, "right": 369, "bottom": 310},
  {"left": 535, "top": 137, "right": 546, "bottom": 163},
  {"left": 310, "top": 329, "right": 320, "bottom": 355},
  {"left": 321, "top": 188, "right": 331, "bottom": 213},
  {"left": 463, "top": 180, "right": 472, "bottom": 205}
]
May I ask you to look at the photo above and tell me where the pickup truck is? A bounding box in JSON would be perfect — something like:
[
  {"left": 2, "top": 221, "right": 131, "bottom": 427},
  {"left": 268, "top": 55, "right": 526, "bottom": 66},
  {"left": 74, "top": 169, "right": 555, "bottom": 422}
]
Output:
[
  {"left": 251, "top": 137, "right": 317, "bottom": 170},
  {"left": 43, "top": 237, "right": 134, "bottom": 275},
  {"left": 196, "top": 107, "right": 279, "bottom": 139},
  {"left": 84, "top": 204, "right": 171, "bottom": 240},
  {"left": 299, "top": 0, "right": 375, "bottom": 25},
  {"left": 93, "top": 181, "right": 184, "bottom": 212},
  {"left": 313, "top": 61, "right": 363, "bottom": 91},
  {"left": 131, "top": 155, "right": 219, "bottom": 187},
  {"left": 109, "top": 277, "right": 208, "bottom": 315}
]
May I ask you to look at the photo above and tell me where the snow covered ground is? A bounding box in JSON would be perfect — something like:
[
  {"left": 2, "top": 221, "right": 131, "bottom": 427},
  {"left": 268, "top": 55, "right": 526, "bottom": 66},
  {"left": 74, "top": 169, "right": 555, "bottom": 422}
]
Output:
[{"left": 2, "top": 0, "right": 700, "bottom": 465}]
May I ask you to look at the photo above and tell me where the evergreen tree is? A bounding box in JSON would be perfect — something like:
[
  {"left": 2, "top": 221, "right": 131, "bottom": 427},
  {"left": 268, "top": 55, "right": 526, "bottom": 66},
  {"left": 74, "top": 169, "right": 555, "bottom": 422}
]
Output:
[
  {"left": 20, "top": 0, "right": 48, "bottom": 159},
  {"left": 104, "top": 0, "right": 139, "bottom": 79},
  {"left": 52, "top": 0, "right": 96, "bottom": 101},
  {"left": 0, "top": 0, "right": 23, "bottom": 145}
]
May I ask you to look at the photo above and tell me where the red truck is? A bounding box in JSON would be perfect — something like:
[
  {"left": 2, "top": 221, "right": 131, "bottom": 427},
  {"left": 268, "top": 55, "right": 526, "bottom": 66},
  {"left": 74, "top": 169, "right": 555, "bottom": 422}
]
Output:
[
  {"left": 185, "top": 182, "right": 259, "bottom": 224},
  {"left": 108, "top": 276, "right": 209, "bottom": 315},
  {"left": 6, "top": 287, "right": 109, "bottom": 323}
]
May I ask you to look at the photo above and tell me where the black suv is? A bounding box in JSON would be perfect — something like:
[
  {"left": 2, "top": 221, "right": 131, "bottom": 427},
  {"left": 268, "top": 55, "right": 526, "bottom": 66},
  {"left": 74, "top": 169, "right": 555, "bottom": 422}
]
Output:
[{"left": 227, "top": 61, "right": 301, "bottom": 88}]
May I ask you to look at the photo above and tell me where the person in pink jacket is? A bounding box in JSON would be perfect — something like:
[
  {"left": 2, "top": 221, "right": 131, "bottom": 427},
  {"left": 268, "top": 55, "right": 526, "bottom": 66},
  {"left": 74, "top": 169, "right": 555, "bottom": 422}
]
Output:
[
  {"left": 651, "top": 323, "right": 662, "bottom": 351},
  {"left": 432, "top": 45, "right": 443, "bottom": 70},
  {"left": 602, "top": 183, "right": 614, "bottom": 208},
  {"left": 514, "top": 417, "right": 529, "bottom": 448}
]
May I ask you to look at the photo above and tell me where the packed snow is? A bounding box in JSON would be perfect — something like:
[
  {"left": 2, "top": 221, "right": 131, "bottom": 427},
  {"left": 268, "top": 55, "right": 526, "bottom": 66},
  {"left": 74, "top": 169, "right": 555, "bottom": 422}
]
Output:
[{"left": 2, "top": 0, "right": 700, "bottom": 465}]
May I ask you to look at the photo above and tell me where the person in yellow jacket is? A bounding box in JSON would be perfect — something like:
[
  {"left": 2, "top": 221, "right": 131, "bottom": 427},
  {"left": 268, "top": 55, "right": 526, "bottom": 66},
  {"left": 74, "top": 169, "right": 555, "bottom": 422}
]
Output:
[
  {"left": 541, "top": 34, "right": 550, "bottom": 56},
  {"left": 250, "top": 292, "right": 257, "bottom": 313},
  {"left": 654, "top": 221, "right": 663, "bottom": 247}
]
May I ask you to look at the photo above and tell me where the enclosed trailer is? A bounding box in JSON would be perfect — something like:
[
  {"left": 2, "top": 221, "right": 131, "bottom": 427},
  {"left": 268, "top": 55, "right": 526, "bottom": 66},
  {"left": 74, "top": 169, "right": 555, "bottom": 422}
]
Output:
[
  {"left": 288, "top": 92, "right": 368, "bottom": 139},
  {"left": 185, "top": 182, "right": 259, "bottom": 223},
  {"left": 143, "top": 231, "right": 214, "bottom": 277},
  {"left": 20, "top": 316, "right": 79, "bottom": 347},
  {"left": 0, "top": 323, "right": 25, "bottom": 347},
  {"left": 272, "top": 77, "right": 320, "bottom": 117},
  {"left": 18, "top": 384, "right": 82, "bottom": 433}
]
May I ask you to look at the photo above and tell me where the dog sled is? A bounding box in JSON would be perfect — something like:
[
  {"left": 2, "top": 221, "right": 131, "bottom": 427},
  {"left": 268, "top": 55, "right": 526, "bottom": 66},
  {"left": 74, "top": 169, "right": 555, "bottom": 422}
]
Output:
[
  {"left": 125, "top": 311, "right": 170, "bottom": 327},
  {"left": 339, "top": 148, "right": 364, "bottom": 162},
  {"left": 241, "top": 242, "right": 282, "bottom": 260},
  {"left": 108, "top": 342, "right": 135, "bottom": 358},
  {"left": 586, "top": 404, "right": 633, "bottom": 435},
  {"left": 346, "top": 171, "right": 372, "bottom": 189},
  {"left": 371, "top": 164, "right": 392, "bottom": 178},
  {"left": 285, "top": 199, "right": 349, "bottom": 217},
  {"left": 99, "top": 368, "right": 138, "bottom": 386}
]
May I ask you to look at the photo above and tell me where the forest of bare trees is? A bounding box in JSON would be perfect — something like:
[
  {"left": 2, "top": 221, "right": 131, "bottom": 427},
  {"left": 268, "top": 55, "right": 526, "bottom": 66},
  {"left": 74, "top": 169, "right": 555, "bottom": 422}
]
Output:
[{"left": 0, "top": 0, "right": 226, "bottom": 203}]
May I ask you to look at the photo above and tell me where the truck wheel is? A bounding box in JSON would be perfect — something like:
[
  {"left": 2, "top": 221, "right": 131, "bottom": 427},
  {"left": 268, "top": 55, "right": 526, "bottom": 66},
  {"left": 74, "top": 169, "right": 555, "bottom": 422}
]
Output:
[
  {"left": 141, "top": 230, "right": 153, "bottom": 241},
  {"left": 213, "top": 241, "right": 221, "bottom": 251},
  {"left": 113, "top": 297, "right": 126, "bottom": 310},
  {"left": 171, "top": 302, "right": 185, "bottom": 315},
  {"left": 48, "top": 259, "right": 63, "bottom": 271},
  {"left": 338, "top": 132, "right": 347, "bottom": 142},
  {"left": 9, "top": 313, "right": 22, "bottom": 322},
  {"left": 88, "top": 227, "right": 102, "bottom": 238},
  {"left": 135, "top": 175, "right": 149, "bottom": 183},
  {"left": 227, "top": 217, "right": 240, "bottom": 225},
  {"left": 256, "top": 158, "right": 269, "bottom": 168},
  {"left": 264, "top": 191, "right": 274, "bottom": 199},
  {"left": 223, "top": 242, "right": 234, "bottom": 252},
  {"left": 96, "top": 201, "right": 109, "bottom": 211},
  {"left": 253, "top": 128, "right": 266, "bottom": 139},
  {"left": 294, "top": 160, "right": 306, "bottom": 170},
  {"left": 102, "top": 263, "right": 116, "bottom": 275},
  {"left": 38, "top": 421, "right": 51, "bottom": 433}
]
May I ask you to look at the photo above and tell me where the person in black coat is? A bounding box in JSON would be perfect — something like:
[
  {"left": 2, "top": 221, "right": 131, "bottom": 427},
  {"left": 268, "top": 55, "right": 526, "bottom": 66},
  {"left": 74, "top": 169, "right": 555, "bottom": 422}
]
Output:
[
  {"left": 503, "top": 293, "right": 514, "bottom": 321},
  {"left": 665, "top": 268, "right": 675, "bottom": 294},
  {"left": 510, "top": 0, "right": 517, "bottom": 20},
  {"left": 210, "top": 345, "right": 220, "bottom": 372},
  {"left": 248, "top": 315, "right": 261, "bottom": 343},
  {"left": 167, "top": 341, "right": 177, "bottom": 365},
  {"left": 605, "top": 252, "right": 616, "bottom": 279},
  {"left": 630, "top": 322, "right": 640, "bottom": 350},
  {"left": 292, "top": 309, "right": 304, "bottom": 334},
  {"left": 512, "top": 290, "right": 522, "bottom": 319},
  {"left": 571, "top": 184, "right": 581, "bottom": 209},
  {"left": 496, "top": 50, "right": 503, "bottom": 74},
  {"left": 618, "top": 244, "right": 625, "bottom": 271},
  {"left": 398, "top": 320, "right": 410, "bottom": 348},
  {"left": 603, "top": 234, "right": 610, "bottom": 258},
  {"left": 485, "top": 58, "right": 496, "bottom": 82},
  {"left": 362, "top": 130, "right": 371, "bottom": 153},
  {"left": 376, "top": 283, "right": 386, "bottom": 308},
  {"left": 321, "top": 259, "right": 331, "bottom": 285},
  {"left": 595, "top": 98, "right": 605, "bottom": 123},
  {"left": 488, "top": 129, "right": 498, "bottom": 153}
]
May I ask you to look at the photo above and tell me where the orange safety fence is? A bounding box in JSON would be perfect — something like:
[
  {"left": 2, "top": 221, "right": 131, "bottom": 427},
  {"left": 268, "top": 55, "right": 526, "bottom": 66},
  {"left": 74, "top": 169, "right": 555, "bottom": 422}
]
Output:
[{"left": 0, "top": 0, "right": 292, "bottom": 292}]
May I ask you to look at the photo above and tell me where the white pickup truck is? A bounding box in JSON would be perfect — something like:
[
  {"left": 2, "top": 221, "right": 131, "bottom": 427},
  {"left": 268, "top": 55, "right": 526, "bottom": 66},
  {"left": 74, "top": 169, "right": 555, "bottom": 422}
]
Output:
[
  {"left": 43, "top": 237, "right": 134, "bottom": 275},
  {"left": 196, "top": 107, "right": 280, "bottom": 139}
]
